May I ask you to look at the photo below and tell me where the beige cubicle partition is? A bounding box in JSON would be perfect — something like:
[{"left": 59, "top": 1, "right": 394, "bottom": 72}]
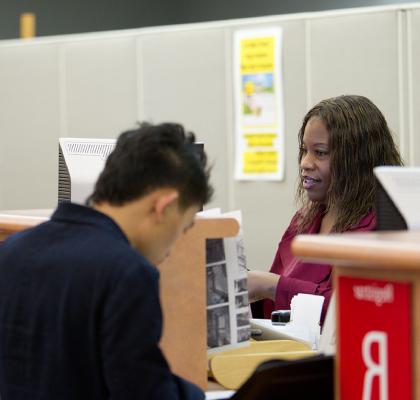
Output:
[
  {"left": 292, "top": 231, "right": 420, "bottom": 400},
  {"left": 3, "top": 4, "right": 420, "bottom": 275},
  {"left": 0, "top": 211, "right": 239, "bottom": 390}
]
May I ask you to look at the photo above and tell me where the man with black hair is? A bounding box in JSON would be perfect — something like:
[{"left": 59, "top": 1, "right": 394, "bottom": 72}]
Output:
[{"left": 0, "top": 123, "right": 212, "bottom": 399}]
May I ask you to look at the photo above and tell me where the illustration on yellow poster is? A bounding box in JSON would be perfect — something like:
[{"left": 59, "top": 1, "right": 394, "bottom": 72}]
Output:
[{"left": 234, "top": 28, "right": 284, "bottom": 181}]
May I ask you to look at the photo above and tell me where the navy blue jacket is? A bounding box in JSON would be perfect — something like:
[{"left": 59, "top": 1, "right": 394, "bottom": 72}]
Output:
[{"left": 0, "top": 203, "right": 204, "bottom": 400}]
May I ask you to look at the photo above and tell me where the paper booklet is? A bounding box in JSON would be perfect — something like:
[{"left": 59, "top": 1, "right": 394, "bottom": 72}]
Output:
[{"left": 198, "top": 209, "right": 251, "bottom": 354}]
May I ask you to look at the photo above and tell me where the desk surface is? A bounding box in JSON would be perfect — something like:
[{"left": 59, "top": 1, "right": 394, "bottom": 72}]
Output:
[
  {"left": 292, "top": 230, "right": 420, "bottom": 271},
  {"left": 0, "top": 209, "right": 52, "bottom": 217}
]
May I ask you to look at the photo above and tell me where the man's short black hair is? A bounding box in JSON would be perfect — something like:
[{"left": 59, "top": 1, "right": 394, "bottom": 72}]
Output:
[{"left": 88, "top": 122, "right": 213, "bottom": 209}]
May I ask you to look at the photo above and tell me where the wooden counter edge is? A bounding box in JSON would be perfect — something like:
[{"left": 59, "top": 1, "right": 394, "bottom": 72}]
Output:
[{"left": 291, "top": 231, "right": 420, "bottom": 271}]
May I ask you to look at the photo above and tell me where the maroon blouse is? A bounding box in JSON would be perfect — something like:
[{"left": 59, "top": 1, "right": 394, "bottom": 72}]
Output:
[{"left": 263, "top": 210, "right": 376, "bottom": 323}]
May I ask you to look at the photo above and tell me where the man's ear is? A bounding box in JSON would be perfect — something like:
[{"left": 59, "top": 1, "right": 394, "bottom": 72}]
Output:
[{"left": 154, "top": 190, "right": 179, "bottom": 221}]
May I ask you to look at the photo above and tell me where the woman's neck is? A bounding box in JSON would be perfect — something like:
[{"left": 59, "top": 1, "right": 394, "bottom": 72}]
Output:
[{"left": 319, "top": 207, "right": 338, "bottom": 234}]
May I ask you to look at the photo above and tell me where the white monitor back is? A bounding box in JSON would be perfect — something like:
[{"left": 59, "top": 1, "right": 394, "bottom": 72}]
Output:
[
  {"left": 58, "top": 138, "right": 116, "bottom": 204},
  {"left": 374, "top": 166, "right": 420, "bottom": 230}
]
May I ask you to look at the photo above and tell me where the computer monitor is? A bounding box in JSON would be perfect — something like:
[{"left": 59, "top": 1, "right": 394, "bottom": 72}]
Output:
[
  {"left": 58, "top": 138, "right": 205, "bottom": 205},
  {"left": 374, "top": 166, "right": 420, "bottom": 231},
  {"left": 58, "top": 138, "right": 116, "bottom": 204}
]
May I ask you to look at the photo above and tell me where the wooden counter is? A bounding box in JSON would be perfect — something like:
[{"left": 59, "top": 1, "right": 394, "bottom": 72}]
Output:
[
  {"left": 293, "top": 230, "right": 420, "bottom": 271},
  {"left": 0, "top": 209, "right": 51, "bottom": 240},
  {"left": 293, "top": 231, "right": 420, "bottom": 400}
]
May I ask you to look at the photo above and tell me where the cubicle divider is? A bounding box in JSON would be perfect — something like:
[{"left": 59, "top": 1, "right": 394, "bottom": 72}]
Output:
[{"left": 1, "top": 4, "right": 420, "bottom": 272}]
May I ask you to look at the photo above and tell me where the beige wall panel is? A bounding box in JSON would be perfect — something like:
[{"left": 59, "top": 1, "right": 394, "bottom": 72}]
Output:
[
  {"left": 230, "top": 21, "right": 306, "bottom": 270},
  {"left": 309, "top": 11, "right": 401, "bottom": 153},
  {"left": 410, "top": 9, "right": 420, "bottom": 166},
  {"left": 64, "top": 37, "right": 138, "bottom": 139},
  {"left": 139, "top": 29, "right": 229, "bottom": 211},
  {"left": 0, "top": 44, "right": 60, "bottom": 209},
  {"left": 0, "top": 4, "right": 419, "bottom": 271}
]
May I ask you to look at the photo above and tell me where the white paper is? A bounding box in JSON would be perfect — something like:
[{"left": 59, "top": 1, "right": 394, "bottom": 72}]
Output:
[
  {"left": 251, "top": 318, "right": 313, "bottom": 348},
  {"left": 251, "top": 293, "right": 324, "bottom": 350},
  {"left": 205, "top": 390, "right": 235, "bottom": 400},
  {"left": 290, "top": 293, "right": 324, "bottom": 328},
  {"left": 204, "top": 210, "right": 251, "bottom": 354}
]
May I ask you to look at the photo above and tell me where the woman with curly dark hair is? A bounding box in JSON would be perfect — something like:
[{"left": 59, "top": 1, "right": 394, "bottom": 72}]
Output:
[{"left": 248, "top": 95, "right": 403, "bottom": 323}]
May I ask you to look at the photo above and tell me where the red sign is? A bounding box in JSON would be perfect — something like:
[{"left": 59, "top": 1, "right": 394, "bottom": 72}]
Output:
[{"left": 338, "top": 276, "right": 412, "bottom": 400}]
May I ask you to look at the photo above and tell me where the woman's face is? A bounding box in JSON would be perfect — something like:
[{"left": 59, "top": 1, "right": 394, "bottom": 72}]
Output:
[{"left": 300, "top": 117, "right": 331, "bottom": 204}]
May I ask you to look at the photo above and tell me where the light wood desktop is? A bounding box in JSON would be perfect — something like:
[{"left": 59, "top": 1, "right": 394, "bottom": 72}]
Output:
[
  {"left": 292, "top": 231, "right": 420, "bottom": 399},
  {"left": 0, "top": 209, "right": 51, "bottom": 241}
]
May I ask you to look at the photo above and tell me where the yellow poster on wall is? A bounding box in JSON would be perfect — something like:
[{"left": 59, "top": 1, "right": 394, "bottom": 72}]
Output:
[{"left": 234, "top": 28, "right": 284, "bottom": 181}]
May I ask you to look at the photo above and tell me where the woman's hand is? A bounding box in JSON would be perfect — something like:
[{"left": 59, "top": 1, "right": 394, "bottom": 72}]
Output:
[{"left": 247, "top": 270, "right": 280, "bottom": 303}]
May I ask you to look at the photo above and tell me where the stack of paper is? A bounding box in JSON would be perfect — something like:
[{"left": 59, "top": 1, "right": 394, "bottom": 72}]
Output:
[{"left": 251, "top": 293, "right": 324, "bottom": 350}]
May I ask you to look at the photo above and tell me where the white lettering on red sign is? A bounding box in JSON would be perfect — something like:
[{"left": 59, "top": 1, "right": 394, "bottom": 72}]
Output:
[
  {"left": 362, "top": 331, "right": 389, "bottom": 400},
  {"left": 353, "top": 284, "right": 394, "bottom": 306}
]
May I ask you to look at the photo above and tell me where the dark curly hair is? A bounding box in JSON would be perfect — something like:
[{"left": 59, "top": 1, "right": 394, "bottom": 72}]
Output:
[{"left": 296, "top": 95, "right": 403, "bottom": 233}]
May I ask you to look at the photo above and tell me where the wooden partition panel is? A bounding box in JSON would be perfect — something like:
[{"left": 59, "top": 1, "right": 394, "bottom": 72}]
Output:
[{"left": 158, "top": 217, "right": 239, "bottom": 389}]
